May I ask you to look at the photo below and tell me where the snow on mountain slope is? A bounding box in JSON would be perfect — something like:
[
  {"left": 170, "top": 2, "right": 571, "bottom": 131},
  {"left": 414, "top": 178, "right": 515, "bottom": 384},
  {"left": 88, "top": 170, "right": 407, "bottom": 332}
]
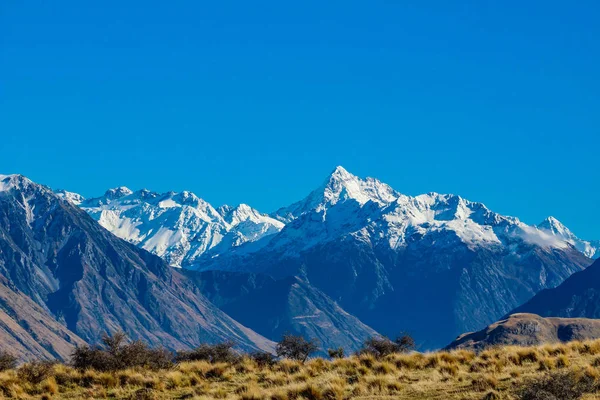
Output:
[
  {"left": 222, "top": 168, "right": 586, "bottom": 262},
  {"left": 55, "top": 189, "right": 85, "bottom": 205},
  {"left": 70, "top": 188, "right": 283, "bottom": 267},
  {"left": 537, "top": 216, "right": 600, "bottom": 259},
  {"left": 273, "top": 166, "right": 400, "bottom": 223},
  {"left": 53, "top": 167, "right": 597, "bottom": 268}
]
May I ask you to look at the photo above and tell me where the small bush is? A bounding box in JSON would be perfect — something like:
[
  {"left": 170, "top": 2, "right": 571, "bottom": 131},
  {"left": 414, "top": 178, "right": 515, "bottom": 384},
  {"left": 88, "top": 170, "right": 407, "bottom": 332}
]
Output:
[
  {"left": 18, "top": 361, "right": 55, "bottom": 384},
  {"left": 359, "top": 334, "right": 415, "bottom": 358},
  {"left": 517, "top": 370, "right": 596, "bottom": 400},
  {"left": 395, "top": 334, "right": 416, "bottom": 353},
  {"left": 0, "top": 351, "right": 17, "bottom": 371},
  {"left": 276, "top": 334, "right": 319, "bottom": 362},
  {"left": 176, "top": 341, "right": 239, "bottom": 364},
  {"left": 249, "top": 351, "right": 276, "bottom": 367},
  {"left": 71, "top": 332, "right": 174, "bottom": 371},
  {"left": 327, "top": 348, "right": 345, "bottom": 359}
]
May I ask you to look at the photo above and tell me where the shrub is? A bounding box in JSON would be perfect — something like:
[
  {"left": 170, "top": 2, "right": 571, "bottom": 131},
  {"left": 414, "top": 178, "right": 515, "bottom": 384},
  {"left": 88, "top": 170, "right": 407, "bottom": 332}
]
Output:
[
  {"left": 395, "top": 334, "right": 416, "bottom": 353},
  {"left": 249, "top": 351, "right": 276, "bottom": 367},
  {"left": 175, "top": 341, "right": 239, "bottom": 364},
  {"left": 18, "top": 361, "right": 55, "bottom": 384},
  {"left": 517, "top": 370, "right": 596, "bottom": 400},
  {"left": 0, "top": 351, "right": 17, "bottom": 372},
  {"left": 71, "top": 332, "right": 174, "bottom": 371},
  {"left": 359, "top": 337, "right": 397, "bottom": 358},
  {"left": 276, "top": 334, "right": 319, "bottom": 362},
  {"left": 327, "top": 348, "right": 345, "bottom": 359},
  {"left": 359, "top": 333, "right": 415, "bottom": 358}
]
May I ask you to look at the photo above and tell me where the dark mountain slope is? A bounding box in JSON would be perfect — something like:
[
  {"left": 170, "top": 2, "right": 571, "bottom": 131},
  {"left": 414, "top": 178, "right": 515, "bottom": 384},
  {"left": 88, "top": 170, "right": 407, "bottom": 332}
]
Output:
[
  {"left": 184, "top": 270, "right": 379, "bottom": 354},
  {"left": 511, "top": 258, "right": 600, "bottom": 319},
  {"left": 0, "top": 174, "right": 273, "bottom": 355},
  {"left": 0, "top": 276, "right": 86, "bottom": 361}
]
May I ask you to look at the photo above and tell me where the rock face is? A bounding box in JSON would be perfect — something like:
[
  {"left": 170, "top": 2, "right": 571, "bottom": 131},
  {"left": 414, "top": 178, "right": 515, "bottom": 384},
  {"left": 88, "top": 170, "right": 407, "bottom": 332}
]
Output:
[
  {"left": 0, "top": 174, "right": 274, "bottom": 359},
  {"left": 0, "top": 276, "right": 86, "bottom": 361},
  {"left": 184, "top": 271, "right": 379, "bottom": 354},
  {"left": 511, "top": 258, "right": 600, "bottom": 319},
  {"left": 189, "top": 167, "right": 593, "bottom": 349},
  {"left": 446, "top": 313, "right": 600, "bottom": 350}
]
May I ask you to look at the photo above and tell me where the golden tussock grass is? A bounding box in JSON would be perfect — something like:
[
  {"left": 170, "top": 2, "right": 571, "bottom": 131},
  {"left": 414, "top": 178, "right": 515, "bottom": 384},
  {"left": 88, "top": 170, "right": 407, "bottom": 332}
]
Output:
[{"left": 4, "top": 339, "right": 600, "bottom": 399}]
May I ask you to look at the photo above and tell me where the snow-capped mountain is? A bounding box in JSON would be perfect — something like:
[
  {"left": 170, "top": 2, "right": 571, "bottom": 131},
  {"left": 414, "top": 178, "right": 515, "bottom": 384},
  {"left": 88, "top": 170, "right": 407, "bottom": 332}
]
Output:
[
  {"left": 60, "top": 166, "right": 597, "bottom": 271},
  {"left": 55, "top": 189, "right": 85, "bottom": 205},
  {"left": 537, "top": 216, "right": 600, "bottom": 259},
  {"left": 201, "top": 166, "right": 593, "bottom": 265},
  {"left": 273, "top": 166, "right": 400, "bottom": 223},
  {"left": 0, "top": 174, "right": 274, "bottom": 358},
  {"left": 66, "top": 187, "right": 283, "bottom": 267},
  {"left": 191, "top": 166, "right": 595, "bottom": 348}
]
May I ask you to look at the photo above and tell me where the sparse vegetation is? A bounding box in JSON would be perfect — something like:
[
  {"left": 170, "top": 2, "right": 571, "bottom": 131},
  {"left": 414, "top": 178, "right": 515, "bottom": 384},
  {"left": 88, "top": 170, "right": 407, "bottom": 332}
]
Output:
[
  {"left": 327, "top": 347, "right": 345, "bottom": 359},
  {"left": 0, "top": 351, "right": 17, "bottom": 372},
  {"left": 4, "top": 336, "right": 600, "bottom": 399},
  {"left": 358, "top": 333, "right": 416, "bottom": 358},
  {"left": 175, "top": 341, "right": 240, "bottom": 364},
  {"left": 71, "top": 332, "right": 173, "bottom": 371},
  {"left": 275, "top": 334, "right": 319, "bottom": 362}
]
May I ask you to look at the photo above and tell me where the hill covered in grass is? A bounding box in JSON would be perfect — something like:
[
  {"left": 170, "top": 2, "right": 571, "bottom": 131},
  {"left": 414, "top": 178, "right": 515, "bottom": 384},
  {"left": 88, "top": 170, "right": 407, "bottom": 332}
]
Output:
[{"left": 5, "top": 339, "right": 600, "bottom": 399}]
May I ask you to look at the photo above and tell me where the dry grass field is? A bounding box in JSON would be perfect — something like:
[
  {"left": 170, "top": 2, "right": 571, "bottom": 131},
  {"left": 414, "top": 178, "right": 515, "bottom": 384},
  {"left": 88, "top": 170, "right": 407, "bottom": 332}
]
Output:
[{"left": 4, "top": 340, "right": 600, "bottom": 399}]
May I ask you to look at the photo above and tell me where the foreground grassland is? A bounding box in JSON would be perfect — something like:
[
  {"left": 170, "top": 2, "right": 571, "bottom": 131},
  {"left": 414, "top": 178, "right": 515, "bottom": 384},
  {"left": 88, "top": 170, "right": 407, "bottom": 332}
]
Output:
[{"left": 6, "top": 340, "right": 600, "bottom": 399}]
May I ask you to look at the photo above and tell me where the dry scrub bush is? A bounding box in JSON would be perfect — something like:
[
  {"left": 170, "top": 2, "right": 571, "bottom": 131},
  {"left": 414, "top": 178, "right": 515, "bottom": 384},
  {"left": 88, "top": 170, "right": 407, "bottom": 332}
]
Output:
[
  {"left": 327, "top": 348, "right": 345, "bottom": 359},
  {"left": 175, "top": 341, "right": 239, "bottom": 364},
  {"left": 0, "top": 352, "right": 17, "bottom": 372},
  {"left": 359, "top": 334, "right": 415, "bottom": 359},
  {"left": 276, "top": 334, "right": 319, "bottom": 363},
  {"left": 17, "top": 361, "right": 55, "bottom": 384},
  {"left": 517, "top": 370, "right": 596, "bottom": 400},
  {"left": 72, "top": 332, "right": 173, "bottom": 371}
]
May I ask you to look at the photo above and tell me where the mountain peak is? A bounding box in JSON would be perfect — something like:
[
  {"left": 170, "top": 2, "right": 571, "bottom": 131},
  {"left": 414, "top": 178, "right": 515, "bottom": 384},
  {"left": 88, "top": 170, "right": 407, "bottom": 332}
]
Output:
[
  {"left": 0, "top": 174, "right": 34, "bottom": 192},
  {"left": 103, "top": 186, "right": 133, "bottom": 200},
  {"left": 540, "top": 216, "right": 567, "bottom": 229},
  {"left": 329, "top": 165, "right": 352, "bottom": 179},
  {"left": 538, "top": 216, "right": 574, "bottom": 238},
  {"left": 55, "top": 189, "right": 85, "bottom": 205},
  {"left": 537, "top": 216, "right": 600, "bottom": 259},
  {"left": 273, "top": 167, "right": 400, "bottom": 222}
]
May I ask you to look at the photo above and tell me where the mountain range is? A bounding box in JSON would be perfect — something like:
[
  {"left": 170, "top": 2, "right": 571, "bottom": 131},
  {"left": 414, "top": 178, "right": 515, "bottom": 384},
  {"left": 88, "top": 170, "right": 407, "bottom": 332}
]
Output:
[
  {"left": 1, "top": 167, "right": 599, "bottom": 359},
  {"left": 0, "top": 174, "right": 273, "bottom": 359},
  {"left": 57, "top": 166, "right": 599, "bottom": 349}
]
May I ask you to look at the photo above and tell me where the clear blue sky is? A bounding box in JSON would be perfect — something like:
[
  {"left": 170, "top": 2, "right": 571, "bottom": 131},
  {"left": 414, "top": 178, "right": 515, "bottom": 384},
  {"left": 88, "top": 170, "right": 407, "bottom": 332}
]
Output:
[{"left": 1, "top": 1, "right": 599, "bottom": 239}]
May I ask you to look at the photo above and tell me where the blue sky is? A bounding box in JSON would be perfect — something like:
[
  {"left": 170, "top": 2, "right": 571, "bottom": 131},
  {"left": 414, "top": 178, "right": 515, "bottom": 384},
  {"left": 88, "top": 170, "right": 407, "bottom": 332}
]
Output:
[{"left": 1, "top": 1, "right": 599, "bottom": 239}]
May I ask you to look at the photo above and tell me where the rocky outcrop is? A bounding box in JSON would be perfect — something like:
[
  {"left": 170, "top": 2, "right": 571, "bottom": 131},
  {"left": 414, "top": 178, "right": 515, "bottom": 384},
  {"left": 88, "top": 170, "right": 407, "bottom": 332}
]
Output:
[{"left": 446, "top": 313, "right": 600, "bottom": 350}]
